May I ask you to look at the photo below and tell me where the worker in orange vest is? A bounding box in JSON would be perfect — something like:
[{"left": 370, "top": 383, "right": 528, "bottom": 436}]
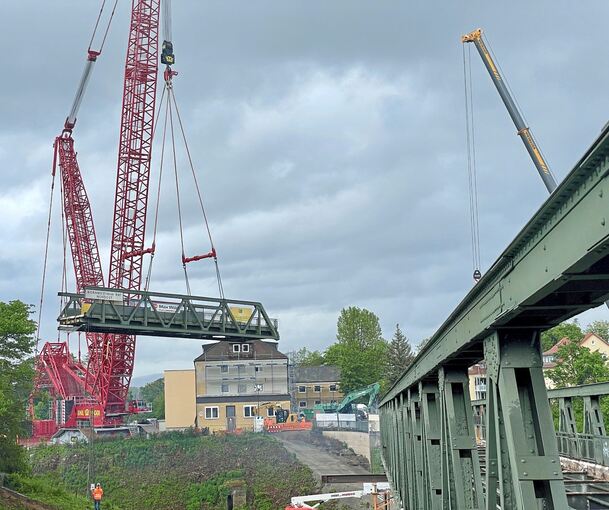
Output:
[{"left": 91, "top": 483, "right": 104, "bottom": 510}]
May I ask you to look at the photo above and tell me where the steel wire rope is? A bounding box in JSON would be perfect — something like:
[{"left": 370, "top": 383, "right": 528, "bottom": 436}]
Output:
[
  {"left": 87, "top": 0, "right": 120, "bottom": 54},
  {"left": 36, "top": 154, "right": 59, "bottom": 353},
  {"left": 169, "top": 86, "right": 225, "bottom": 298},
  {"left": 462, "top": 44, "right": 482, "bottom": 281},
  {"left": 467, "top": 45, "right": 482, "bottom": 272},
  {"left": 167, "top": 90, "right": 192, "bottom": 295},
  {"left": 144, "top": 84, "right": 170, "bottom": 291}
]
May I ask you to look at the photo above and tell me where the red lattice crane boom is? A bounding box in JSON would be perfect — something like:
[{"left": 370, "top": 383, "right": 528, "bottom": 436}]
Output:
[{"left": 98, "top": 0, "right": 160, "bottom": 416}]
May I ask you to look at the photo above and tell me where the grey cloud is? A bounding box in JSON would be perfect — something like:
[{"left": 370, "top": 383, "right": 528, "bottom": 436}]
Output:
[{"left": 2, "top": 1, "right": 609, "bottom": 377}]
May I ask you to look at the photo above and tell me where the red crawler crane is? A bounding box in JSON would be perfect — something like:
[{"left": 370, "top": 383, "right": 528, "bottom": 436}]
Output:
[{"left": 32, "top": 0, "right": 160, "bottom": 435}]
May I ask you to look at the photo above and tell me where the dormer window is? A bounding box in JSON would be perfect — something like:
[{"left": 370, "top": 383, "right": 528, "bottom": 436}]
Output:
[
  {"left": 232, "top": 344, "right": 241, "bottom": 353},
  {"left": 242, "top": 344, "right": 250, "bottom": 353}
]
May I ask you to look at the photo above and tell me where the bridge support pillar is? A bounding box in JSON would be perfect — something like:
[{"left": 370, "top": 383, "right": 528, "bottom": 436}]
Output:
[
  {"left": 408, "top": 387, "right": 426, "bottom": 509},
  {"left": 438, "top": 367, "right": 484, "bottom": 509},
  {"left": 420, "top": 381, "right": 443, "bottom": 509},
  {"left": 583, "top": 395, "right": 606, "bottom": 461},
  {"left": 484, "top": 330, "right": 568, "bottom": 510},
  {"left": 558, "top": 397, "right": 579, "bottom": 457}
]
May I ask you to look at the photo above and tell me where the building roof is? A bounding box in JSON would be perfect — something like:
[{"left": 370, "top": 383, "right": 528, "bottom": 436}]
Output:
[
  {"left": 194, "top": 339, "right": 287, "bottom": 362},
  {"left": 542, "top": 332, "right": 609, "bottom": 356},
  {"left": 293, "top": 365, "right": 340, "bottom": 383},
  {"left": 543, "top": 337, "right": 573, "bottom": 355}
]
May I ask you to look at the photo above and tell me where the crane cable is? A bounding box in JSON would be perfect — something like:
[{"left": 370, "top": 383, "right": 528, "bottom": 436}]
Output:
[
  {"left": 35, "top": 153, "right": 58, "bottom": 353},
  {"left": 169, "top": 85, "right": 225, "bottom": 299},
  {"left": 145, "top": 78, "right": 225, "bottom": 299},
  {"left": 462, "top": 44, "right": 482, "bottom": 283},
  {"left": 87, "top": 0, "right": 119, "bottom": 55}
]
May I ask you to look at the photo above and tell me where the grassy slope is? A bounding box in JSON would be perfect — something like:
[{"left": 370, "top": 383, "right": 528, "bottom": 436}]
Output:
[
  {"left": 0, "top": 480, "right": 89, "bottom": 510},
  {"left": 24, "top": 431, "right": 318, "bottom": 510}
]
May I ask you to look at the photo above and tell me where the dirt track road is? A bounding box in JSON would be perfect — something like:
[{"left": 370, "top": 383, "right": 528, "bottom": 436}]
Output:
[{"left": 276, "top": 432, "right": 373, "bottom": 509}]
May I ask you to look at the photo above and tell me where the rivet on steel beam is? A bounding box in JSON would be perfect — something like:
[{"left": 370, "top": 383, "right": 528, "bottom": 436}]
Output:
[
  {"left": 523, "top": 472, "right": 528, "bottom": 476},
  {"left": 602, "top": 218, "right": 606, "bottom": 226}
]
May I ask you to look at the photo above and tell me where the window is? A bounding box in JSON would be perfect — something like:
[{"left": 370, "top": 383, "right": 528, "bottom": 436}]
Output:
[
  {"left": 238, "top": 383, "right": 247, "bottom": 393},
  {"left": 221, "top": 384, "right": 229, "bottom": 393},
  {"left": 244, "top": 405, "right": 256, "bottom": 418},
  {"left": 242, "top": 344, "right": 250, "bottom": 353},
  {"left": 299, "top": 401, "right": 307, "bottom": 408},
  {"left": 329, "top": 384, "right": 337, "bottom": 392},
  {"left": 232, "top": 344, "right": 241, "bottom": 353},
  {"left": 255, "top": 366, "right": 263, "bottom": 372},
  {"left": 314, "top": 385, "right": 321, "bottom": 392},
  {"left": 314, "top": 400, "right": 321, "bottom": 405},
  {"left": 221, "top": 365, "right": 228, "bottom": 373},
  {"left": 267, "top": 408, "right": 275, "bottom": 417},
  {"left": 298, "top": 385, "right": 306, "bottom": 393},
  {"left": 205, "top": 406, "right": 219, "bottom": 419}
]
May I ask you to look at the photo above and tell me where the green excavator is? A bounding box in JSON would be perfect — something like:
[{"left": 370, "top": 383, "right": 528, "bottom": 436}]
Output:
[{"left": 313, "top": 382, "right": 380, "bottom": 415}]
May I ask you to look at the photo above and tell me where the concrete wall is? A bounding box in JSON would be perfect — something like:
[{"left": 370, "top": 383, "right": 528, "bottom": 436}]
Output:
[
  {"left": 164, "top": 369, "right": 196, "bottom": 429},
  {"left": 322, "top": 430, "right": 371, "bottom": 461}
]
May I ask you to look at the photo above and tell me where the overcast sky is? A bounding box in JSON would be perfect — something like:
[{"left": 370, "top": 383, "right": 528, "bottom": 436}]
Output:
[{"left": 2, "top": 1, "right": 608, "bottom": 379}]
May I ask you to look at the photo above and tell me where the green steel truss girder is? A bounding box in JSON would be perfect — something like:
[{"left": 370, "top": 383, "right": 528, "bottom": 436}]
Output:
[
  {"left": 381, "top": 124, "right": 609, "bottom": 510},
  {"left": 382, "top": 125, "right": 609, "bottom": 406},
  {"left": 57, "top": 286, "right": 279, "bottom": 341}
]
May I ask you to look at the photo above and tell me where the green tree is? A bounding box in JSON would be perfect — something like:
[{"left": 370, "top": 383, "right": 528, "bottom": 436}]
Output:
[
  {"left": 140, "top": 378, "right": 165, "bottom": 419},
  {"left": 292, "top": 347, "right": 325, "bottom": 367},
  {"left": 0, "top": 300, "right": 36, "bottom": 473},
  {"left": 324, "top": 307, "right": 388, "bottom": 393},
  {"left": 540, "top": 320, "right": 583, "bottom": 352},
  {"left": 336, "top": 306, "right": 383, "bottom": 348},
  {"left": 385, "top": 324, "right": 415, "bottom": 388},
  {"left": 584, "top": 320, "right": 609, "bottom": 341},
  {"left": 33, "top": 391, "right": 52, "bottom": 420},
  {"left": 546, "top": 341, "right": 609, "bottom": 388}
]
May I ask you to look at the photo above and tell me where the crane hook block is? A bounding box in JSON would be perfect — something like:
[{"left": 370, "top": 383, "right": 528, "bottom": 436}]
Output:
[
  {"left": 161, "top": 40, "right": 175, "bottom": 66},
  {"left": 473, "top": 269, "right": 482, "bottom": 283}
]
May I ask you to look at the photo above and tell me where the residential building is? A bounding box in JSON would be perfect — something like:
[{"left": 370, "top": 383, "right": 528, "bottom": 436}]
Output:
[
  {"left": 194, "top": 339, "right": 290, "bottom": 433},
  {"left": 542, "top": 332, "right": 609, "bottom": 388},
  {"left": 468, "top": 363, "right": 487, "bottom": 401},
  {"left": 164, "top": 369, "right": 196, "bottom": 429},
  {"left": 292, "top": 366, "right": 342, "bottom": 410}
]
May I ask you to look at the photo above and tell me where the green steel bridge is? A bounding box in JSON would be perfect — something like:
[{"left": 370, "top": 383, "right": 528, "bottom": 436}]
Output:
[
  {"left": 57, "top": 287, "right": 279, "bottom": 341},
  {"left": 380, "top": 124, "right": 609, "bottom": 510}
]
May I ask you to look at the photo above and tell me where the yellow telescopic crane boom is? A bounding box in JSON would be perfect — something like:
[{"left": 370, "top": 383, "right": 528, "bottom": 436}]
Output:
[{"left": 462, "top": 28, "right": 557, "bottom": 193}]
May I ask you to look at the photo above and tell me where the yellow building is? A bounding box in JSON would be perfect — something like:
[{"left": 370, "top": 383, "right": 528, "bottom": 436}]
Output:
[
  {"left": 164, "top": 369, "right": 196, "bottom": 429},
  {"left": 194, "top": 340, "right": 291, "bottom": 433},
  {"left": 292, "top": 366, "right": 343, "bottom": 410}
]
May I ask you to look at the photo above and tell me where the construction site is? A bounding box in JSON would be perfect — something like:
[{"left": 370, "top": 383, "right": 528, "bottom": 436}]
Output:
[{"left": 3, "top": 1, "right": 609, "bottom": 509}]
